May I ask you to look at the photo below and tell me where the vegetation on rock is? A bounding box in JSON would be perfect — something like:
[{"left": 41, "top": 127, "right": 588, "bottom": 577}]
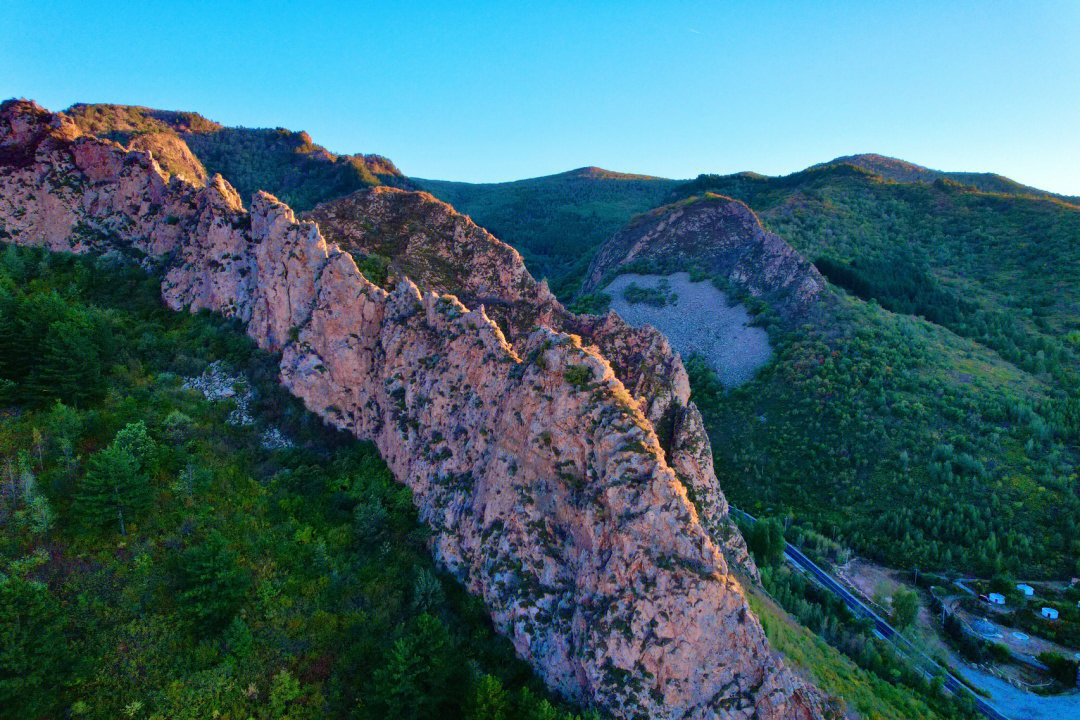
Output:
[{"left": 65, "top": 103, "right": 412, "bottom": 211}]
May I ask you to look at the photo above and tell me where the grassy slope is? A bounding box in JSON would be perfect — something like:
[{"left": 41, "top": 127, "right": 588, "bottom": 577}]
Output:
[
  {"left": 0, "top": 246, "right": 592, "bottom": 720},
  {"left": 411, "top": 168, "right": 681, "bottom": 298},
  {"left": 745, "top": 586, "right": 961, "bottom": 720}
]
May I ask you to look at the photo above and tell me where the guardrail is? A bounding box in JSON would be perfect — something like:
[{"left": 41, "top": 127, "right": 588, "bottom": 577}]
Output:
[{"left": 731, "top": 508, "right": 1012, "bottom": 720}]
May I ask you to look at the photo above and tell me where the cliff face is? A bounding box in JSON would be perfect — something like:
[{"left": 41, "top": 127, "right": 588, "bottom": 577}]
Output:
[
  {"left": 307, "top": 188, "right": 753, "bottom": 572},
  {"left": 582, "top": 194, "right": 826, "bottom": 319},
  {"left": 0, "top": 100, "right": 826, "bottom": 720}
]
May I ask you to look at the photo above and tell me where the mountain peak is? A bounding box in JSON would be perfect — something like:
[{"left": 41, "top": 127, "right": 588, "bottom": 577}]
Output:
[
  {"left": 562, "top": 166, "right": 666, "bottom": 180},
  {"left": 819, "top": 153, "right": 1079, "bottom": 204}
]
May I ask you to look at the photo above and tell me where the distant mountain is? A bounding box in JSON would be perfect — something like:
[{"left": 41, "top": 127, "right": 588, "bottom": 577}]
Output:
[
  {"left": 414, "top": 156, "right": 1078, "bottom": 302},
  {"left": 819, "top": 153, "right": 1080, "bottom": 205},
  {"left": 411, "top": 168, "right": 681, "bottom": 298},
  {"left": 65, "top": 103, "right": 412, "bottom": 211}
]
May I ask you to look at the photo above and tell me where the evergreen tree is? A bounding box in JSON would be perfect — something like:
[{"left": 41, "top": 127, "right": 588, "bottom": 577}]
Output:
[
  {"left": 0, "top": 576, "right": 70, "bottom": 717},
  {"left": 175, "top": 531, "right": 248, "bottom": 629},
  {"left": 365, "top": 613, "right": 459, "bottom": 720},
  {"left": 113, "top": 421, "right": 155, "bottom": 470},
  {"left": 469, "top": 674, "right": 509, "bottom": 720},
  {"left": 73, "top": 444, "right": 146, "bottom": 534},
  {"left": 29, "top": 316, "right": 107, "bottom": 407},
  {"left": 746, "top": 518, "right": 787, "bottom": 568}
]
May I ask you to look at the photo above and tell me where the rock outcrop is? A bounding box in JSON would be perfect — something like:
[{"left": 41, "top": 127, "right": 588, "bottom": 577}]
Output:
[
  {"left": 307, "top": 188, "right": 754, "bottom": 573},
  {"left": 582, "top": 194, "right": 826, "bottom": 319},
  {"left": 65, "top": 102, "right": 412, "bottom": 212},
  {"left": 0, "top": 99, "right": 826, "bottom": 720}
]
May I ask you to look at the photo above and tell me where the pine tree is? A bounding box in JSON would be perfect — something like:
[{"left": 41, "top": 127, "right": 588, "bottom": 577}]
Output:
[
  {"left": 73, "top": 445, "right": 146, "bottom": 534},
  {"left": 29, "top": 316, "right": 106, "bottom": 407},
  {"left": 0, "top": 290, "right": 20, "bottom": 386},
  {"left": 176, "top": 531, "right": 248, "bottom": 629},
  {"left": 0, "top": 576, "right": 70, "bottom": 717},
  {"left": 113, "top": 421, "right": 155, "bottom": 469},
  {"left": 366, "top": 613, "right": 458, "bottom": 720},
  {"left": 468, "top": 674, "right": 509, "bottom": 720}
]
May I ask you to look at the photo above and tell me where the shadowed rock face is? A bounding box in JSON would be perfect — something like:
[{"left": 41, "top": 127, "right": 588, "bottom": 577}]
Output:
[
  {"left": 582, "top": 194, "right": 826, "bottom": 320},
  {"left": 0, "top": 99, "right": 827, "bottom": 720}
]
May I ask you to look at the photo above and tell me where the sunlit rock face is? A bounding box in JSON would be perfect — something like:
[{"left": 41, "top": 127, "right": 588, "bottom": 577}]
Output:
[
  {"left": 0, "top": 99, "right": 827, "bottom": 720},
  {"left": 308, "top": 187, "right": 756, "bottom": 575}
]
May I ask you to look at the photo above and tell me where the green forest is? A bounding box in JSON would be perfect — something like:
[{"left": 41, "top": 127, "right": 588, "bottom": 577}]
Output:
[
  {"left": 0, "top": 245, "right": 593, "bottom": 720},
  {"left": 184, "top": 128, "right": 408, "bottom": 212},
  {"left": 413, "top": 169, "right": 679, "bottom": 299}
]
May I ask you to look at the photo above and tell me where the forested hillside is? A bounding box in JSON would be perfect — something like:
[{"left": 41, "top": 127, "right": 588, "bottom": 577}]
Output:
[
  {"left": 412, "top": 168, "right": 680, "bottom": 299},
  {"left": 0, "top": 245, "right": 592, "bottom": 720},
  {"left": 815, "top": 154, "right": 1080, "bottom": 205},
  {"left": 0, "top": 235, "right": 987, "bottom": 720},
  {"left": 674, "top": 166, "right": 1080, "bottom": 577}
]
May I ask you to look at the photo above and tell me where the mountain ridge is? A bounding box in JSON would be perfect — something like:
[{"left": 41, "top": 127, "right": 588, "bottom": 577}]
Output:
[
  {"left": 0, "top": 98, "right": 827, "bottom": 720},
  {"left": 63, "top": 102, "right": 411, "bottom": 212},
  {"left": 817, "top": 153, "right": 1080, "bottom": 205}
]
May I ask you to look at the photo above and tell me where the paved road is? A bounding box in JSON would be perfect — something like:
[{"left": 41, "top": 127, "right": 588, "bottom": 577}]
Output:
[{"left": 732, "top": 508, "right": 1012, "bottom": 720}]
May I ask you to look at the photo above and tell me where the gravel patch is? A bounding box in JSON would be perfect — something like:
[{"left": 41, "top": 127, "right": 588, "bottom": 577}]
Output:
[{"left": 602, "top": 272, "right": 771, "bottom": 388}]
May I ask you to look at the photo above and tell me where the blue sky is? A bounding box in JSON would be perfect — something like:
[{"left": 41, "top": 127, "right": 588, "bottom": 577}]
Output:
[{"left": 4, "top": 1, "right": 1079, "bottom": 194}]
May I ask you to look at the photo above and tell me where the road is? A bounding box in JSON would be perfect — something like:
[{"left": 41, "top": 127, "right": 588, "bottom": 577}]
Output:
[{"left": 732, "top": 508, "right": 1012, "bottom": 720}]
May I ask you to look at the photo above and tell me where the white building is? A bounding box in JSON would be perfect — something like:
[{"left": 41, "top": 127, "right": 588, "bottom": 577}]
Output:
[
  {"left": 1041, "top": 607, "right": 1059, "bottom": 620},
  {"left": 1017, "top": 583, "right": 1034, "bottom": 596},
  {"left": 988, "top": 593, "right": 1006, "bottom": 605}
]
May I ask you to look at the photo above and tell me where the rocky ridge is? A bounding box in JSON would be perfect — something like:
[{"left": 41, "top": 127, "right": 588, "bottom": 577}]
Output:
[
  {"left": 64, "top": 102, "right": 410, "bottom": 211},
  {"left": 0, "top": 99, "right": 826, "bottom": 720},
  {"left": 306, "top": 188, "right": 753, "bottom": 570},
  {"left": 582, "top": 194, "right": 826, "bottom": 319}
]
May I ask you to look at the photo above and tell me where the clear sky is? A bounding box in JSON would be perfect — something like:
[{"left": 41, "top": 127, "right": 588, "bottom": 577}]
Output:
[{"left": 3, "top": 1, "right": 1079, "bottom": 194}]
